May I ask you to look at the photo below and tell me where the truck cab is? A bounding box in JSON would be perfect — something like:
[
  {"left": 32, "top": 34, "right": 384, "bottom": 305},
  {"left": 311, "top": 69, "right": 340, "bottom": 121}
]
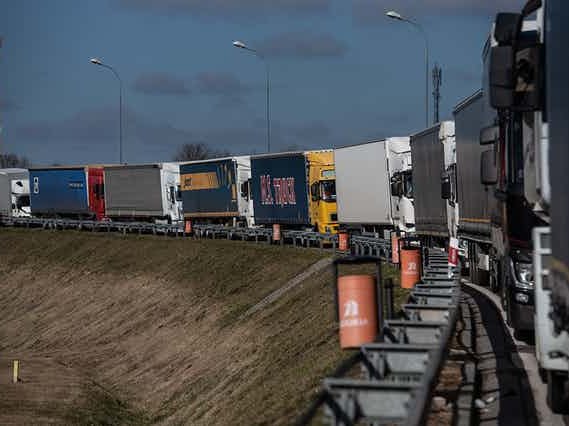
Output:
[
  {"left": 482, "top": 12, "right": 546, "bottom": 333},
  {"left": 486, "top": 0, "right": 569, "bottom": 412},
  {"left": 387, "top": 139, "right": 415, "bottom": 233},
  {"left": 307, "top": 151, "right": 338, "bottom": 234}
]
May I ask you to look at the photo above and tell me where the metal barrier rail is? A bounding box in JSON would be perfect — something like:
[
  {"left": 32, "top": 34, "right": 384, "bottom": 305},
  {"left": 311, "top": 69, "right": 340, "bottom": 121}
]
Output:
[
  {"left": 297, "top": 249, "right": 460, "bottom": 426},
  {"left": 351, "top": 235, "right": 392, "bottom": 260},
  {"left": 0, "top": 216, "right": 405, "bottom": 257}
]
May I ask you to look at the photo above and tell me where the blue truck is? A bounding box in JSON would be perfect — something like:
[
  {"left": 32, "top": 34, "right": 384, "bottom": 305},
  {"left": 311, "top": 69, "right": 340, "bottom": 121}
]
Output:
[
  {"left": 179, "top": 157, "right": 253, "bottom": 227},
  {"left": 29, "top": 167, "right": 91, "bottom": 217},
  {"left": 250, "top": 152, "right": 310, "bottom": 227}
]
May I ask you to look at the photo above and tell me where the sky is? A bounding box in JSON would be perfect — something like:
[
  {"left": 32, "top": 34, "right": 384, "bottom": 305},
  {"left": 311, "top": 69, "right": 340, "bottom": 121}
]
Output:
[{"left": 0, "top": 0, "right": 525, "bottom": 165}]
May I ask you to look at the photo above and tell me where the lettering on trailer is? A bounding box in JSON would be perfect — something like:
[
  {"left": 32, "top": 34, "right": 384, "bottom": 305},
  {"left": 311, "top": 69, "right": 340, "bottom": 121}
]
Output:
[
  {"left": 181, "top": 172, "right": 220, "bottom": 191},
  {"left": 259, "top": 175, "right": 296, "bottom": 206},
  {"left": 68, "top": 181, "right": 84, "bottom": 189}
]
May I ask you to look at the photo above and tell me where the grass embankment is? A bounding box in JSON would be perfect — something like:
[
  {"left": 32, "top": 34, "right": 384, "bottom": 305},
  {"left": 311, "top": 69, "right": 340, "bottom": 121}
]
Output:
[{"left": 0, "top": 228, "right": 405, "bottom": 425}]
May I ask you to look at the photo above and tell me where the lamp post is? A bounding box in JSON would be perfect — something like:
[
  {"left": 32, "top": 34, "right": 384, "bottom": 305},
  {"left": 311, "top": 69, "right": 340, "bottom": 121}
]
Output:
[
  {"left": 233, "top": 40, "right": 271, "bottom": 153},
  {"left": 386, "top": 11, "right": 430, "bottom": 127},
  {"left": 90, "top": 57, "right": 123, "bottom": 163}
]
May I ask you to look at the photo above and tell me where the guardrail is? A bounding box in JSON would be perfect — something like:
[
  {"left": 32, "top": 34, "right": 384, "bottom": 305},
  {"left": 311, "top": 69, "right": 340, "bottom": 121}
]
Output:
[
  {"left": 1, "top": 216, "right": 397, "bottom": 258},
  {"left": 297, "top": 249, "right": 460, "bottom": 426}
]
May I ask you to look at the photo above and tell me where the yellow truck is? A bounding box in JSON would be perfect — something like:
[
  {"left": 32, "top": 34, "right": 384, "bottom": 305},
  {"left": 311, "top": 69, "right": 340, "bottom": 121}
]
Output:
[
  {"left": 250, "top": 150, "right": 339, "bottom": 234},
  {"left": 307, "top": 151, "right": 339, "bottom": 234}
]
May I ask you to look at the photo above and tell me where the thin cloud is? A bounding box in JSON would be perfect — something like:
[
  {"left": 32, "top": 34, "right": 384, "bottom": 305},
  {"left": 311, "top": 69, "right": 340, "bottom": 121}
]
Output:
[
  {"left": 12, "top": 106, "right": 194, "bottom": 148},
  {"left": 257, "top": 31, "right": 347, "bottom": 59},
  {"left": 195, "top": 72, "right": 247, "bottom": 96},
  {"left": 0, "top": 99, "right": 19, "bottom": 112},
  {"left": 117, "top": 0, "right": 330, "bottom": 19},
  {"left": 133, "top": 72, "right": 190, "bottom": 96}
]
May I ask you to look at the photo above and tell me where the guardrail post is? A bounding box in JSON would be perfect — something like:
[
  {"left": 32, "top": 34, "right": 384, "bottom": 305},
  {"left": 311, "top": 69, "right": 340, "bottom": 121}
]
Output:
[{"left": 384, "top": 278, "right": 394, "bottom": 320}]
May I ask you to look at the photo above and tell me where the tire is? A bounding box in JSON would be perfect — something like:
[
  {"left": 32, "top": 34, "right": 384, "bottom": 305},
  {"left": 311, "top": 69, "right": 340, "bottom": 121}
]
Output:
[{"left": 547, "top": 371, "right": 569, "bottom": 414}]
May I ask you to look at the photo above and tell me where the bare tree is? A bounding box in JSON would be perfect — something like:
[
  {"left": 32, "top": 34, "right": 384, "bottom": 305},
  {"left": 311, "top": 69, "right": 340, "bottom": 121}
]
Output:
[
  {"left": 0, "top": 153, "right": 30, "bottom": 168},
  {"left": 173, "top": 143, "right": 230, "bottom": 161}
]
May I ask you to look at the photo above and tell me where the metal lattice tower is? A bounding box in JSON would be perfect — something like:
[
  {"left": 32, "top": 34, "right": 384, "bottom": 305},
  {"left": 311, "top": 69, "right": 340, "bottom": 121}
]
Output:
[{"left": 432, "top": 63, "right": 442, "bottom": 124}]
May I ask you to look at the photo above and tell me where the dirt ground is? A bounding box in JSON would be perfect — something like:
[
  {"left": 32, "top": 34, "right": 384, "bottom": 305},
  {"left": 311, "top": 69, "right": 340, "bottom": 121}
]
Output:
[{"left": 0, "top": 228, "right": 382, "bottom": 425}]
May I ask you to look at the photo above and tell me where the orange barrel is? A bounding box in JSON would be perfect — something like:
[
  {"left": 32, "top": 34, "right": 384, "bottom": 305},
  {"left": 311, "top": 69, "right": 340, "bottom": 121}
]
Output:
[
  {"left": 184, "top": 219, "right": 192, "bottom": 234},
  {"left": 448, "top": 237, "right": 459, "bottom": 267},
  {"left": 400, "top": 247, "right": 421, "bottom": 289},
  {"left": 338, "top": 231, "right": 349, "bottom": 252},
  {"left": 338, "top": 274, "right": 378, "bottom": 349},
  {"left": 272, "top": 224, "right": 281, "bottom": 241},
  {"left": 391, "top": 233, "right": 400, "bottom": 264}
]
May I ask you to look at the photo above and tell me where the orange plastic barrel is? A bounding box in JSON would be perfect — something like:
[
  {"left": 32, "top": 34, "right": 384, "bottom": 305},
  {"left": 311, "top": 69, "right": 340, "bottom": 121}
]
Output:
[
  {"left": 391, "top": 234, "right": 400, "bottom": 264},
  {"left": 338, "top": 231, "right": 349, "bottom": 251},
  {"left": 184, "top": 219, "right": 192, "bottom": 234},
  {"left": 338, "top": 275, "right": 378, "bottom": 349},
  {"left": 272, "top": 224, "right": 281, "bottom": 241},
  {"left": 400, "top": 248, "right": 421, "bottom": 288}
]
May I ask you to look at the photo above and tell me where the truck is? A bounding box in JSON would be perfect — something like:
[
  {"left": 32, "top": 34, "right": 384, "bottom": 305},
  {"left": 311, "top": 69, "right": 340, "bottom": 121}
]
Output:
[
  {"left": 334, "top": 137, "right": 414, "bottom": 236},
  {"left": 179, "top": 156, "right": 253, "bottom": 227},
  {"left": 454, "top": 91, "right": 500, "bottom": 288},
  {"left": 103, "top": 163, "right": 182, "bottom": 223},
  {"left": 485, "top": 0, "right": 569, "bottom": 411},
  {"left": 0, "top": 168, "right": 31, "bottom": 218},
  {"left": 29, "top": 166, "right": 105, "bottom": 219},
  {"left": 477, "top": 10, "right": 547, "bottom": 334},
  {"left": 410, "top": 121, "right": 458, "bottom": 246},
  {"left": 250, "top": 150, "right": 338, "bottom": 234}
]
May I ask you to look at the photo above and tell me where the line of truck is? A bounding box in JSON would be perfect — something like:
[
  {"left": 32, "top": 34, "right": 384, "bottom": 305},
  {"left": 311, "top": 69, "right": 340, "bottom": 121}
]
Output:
[{"left": 1, "top": 0, "right": 567, "bottom": 412}]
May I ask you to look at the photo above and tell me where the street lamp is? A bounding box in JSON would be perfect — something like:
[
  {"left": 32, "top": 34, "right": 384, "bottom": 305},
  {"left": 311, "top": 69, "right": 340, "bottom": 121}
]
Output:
[
  {"left": 386, "top": 10, "right": 430, "bottom": 127},
  {"left": 233, "top": 40, "right": 271, "bottom": 153},
  {"left": 90, "top": 57, "right": 124, "bottom": 163}
]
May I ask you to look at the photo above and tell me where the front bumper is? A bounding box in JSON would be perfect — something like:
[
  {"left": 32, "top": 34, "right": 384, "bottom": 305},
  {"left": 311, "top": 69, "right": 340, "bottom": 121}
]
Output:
[{"left": 508, "top": 286, "right": 535, "bottom": 331}]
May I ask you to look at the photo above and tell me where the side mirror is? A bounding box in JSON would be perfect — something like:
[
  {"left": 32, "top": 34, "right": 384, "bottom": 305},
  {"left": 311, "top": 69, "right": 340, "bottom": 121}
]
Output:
[
  {"left": 240, "top": 180, "right": 250, "bottom": 199},
  {"left": 311, "top": 182, "right": 320, "bottom": 202},
  {"left": 489, "top": 46, "right": 516, "bottom": 109},
  {"left": 390, "top": 176, "right": 402, "bottom": 197},
  {"left": 441, "top": 173, "right": 451, "bottom": 200},
  {"left": 480, "top": 125, "right": 498, "bottom": 145},
  {"left": 480, "top": 149, "right": 498, "bottom": 185}
]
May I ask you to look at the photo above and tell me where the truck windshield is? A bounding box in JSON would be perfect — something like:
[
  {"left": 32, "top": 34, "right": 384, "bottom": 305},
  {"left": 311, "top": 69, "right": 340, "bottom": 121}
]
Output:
[
  {"left": 321, "top": 180, "right": 336, "bottom": 202},
  {"left": 16, "top": 195, "right": 30, "bottom": 208}
]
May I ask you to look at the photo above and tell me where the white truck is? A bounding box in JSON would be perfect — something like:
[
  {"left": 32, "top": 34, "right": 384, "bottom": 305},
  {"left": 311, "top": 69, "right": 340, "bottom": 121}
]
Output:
[
  {"left": 0, "top": 168, "right": 31, "bottom": 218},
  {"left": 334, "top": 137, "right": 414, "bottom": 236},
  {"left": 104, "top": 163, "right": 183, "bottom": 223}
]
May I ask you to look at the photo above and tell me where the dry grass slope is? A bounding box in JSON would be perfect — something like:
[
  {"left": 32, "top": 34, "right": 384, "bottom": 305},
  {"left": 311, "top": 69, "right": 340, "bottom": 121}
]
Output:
[
  {"left": 0, "top": 229, "right": 406, "bottom": 425},
  {"left": 0, "top": 228, "right": 360, "bottom": 425}
]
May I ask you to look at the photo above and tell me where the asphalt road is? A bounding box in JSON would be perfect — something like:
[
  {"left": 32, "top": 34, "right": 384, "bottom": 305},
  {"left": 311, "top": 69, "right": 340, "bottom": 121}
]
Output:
[{"left": 463, "top": 279, "right": 568, "bottom": 426}]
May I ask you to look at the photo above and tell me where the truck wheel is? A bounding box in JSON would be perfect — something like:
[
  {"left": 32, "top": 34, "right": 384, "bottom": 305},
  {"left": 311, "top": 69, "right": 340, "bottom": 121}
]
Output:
[{"left": 547, "top": 371, "right": 569, "bottom": 414}]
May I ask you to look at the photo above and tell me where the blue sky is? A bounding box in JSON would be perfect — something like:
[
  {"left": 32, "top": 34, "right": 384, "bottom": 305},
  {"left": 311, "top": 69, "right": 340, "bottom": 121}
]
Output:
[{"left": 0, "top": 0, "right": 524, "bottom": 165}]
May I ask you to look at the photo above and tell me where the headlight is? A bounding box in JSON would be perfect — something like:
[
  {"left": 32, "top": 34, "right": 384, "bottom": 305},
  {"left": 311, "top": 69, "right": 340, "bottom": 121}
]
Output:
[{"left": 514, "top": 261, "right": 534, "bottom": 287}]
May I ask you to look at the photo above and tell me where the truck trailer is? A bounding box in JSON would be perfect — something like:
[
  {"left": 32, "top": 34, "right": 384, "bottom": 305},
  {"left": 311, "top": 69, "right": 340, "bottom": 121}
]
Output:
[
  {"left": 334, "top": 137, "right": 414, "bottom": 235},
  {"left": 250, "top": 150, "right": 338, "bottom": 233},
  {"left": 29, "top": 166, "right": 105, "bottom": 219},
  {"left": 0, "top": 168, "right": 31, "bottom": 218},
  {"left": 410, "top": 121, "right": 457, "bottom": 245},
  {"left": 454, "top": 90, "right": 499, "bottom": 287},
  {"left": 104, "top": 163, "right": 182, "bottom": 223},
  {"left": 179, "top": 156, "right": 253, "bottom": 227}
]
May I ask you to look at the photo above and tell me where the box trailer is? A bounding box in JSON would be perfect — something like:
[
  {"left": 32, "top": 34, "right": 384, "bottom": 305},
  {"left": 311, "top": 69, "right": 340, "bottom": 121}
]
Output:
[
  {"left": 0, "top": 168, "right": 31, "bottom": 218},
  {"left": 104, "top": 163, "right": 182, "bottom": 223},
  {"left": 410, "top": 121, "right": 457, "bottom": 243},
  {"left": 29, "top": 166, "right": 104, "bottom": 219},
  {"left": 334, "top": 137, "right": 414, "bottom": 235},
  {"left": 250, "top": 151, "right": 338, "bottom": 233},
  {"left": 454, "top": 90, "right": 499, "bottom": 286},
  {"left": 179, "top": 156, "right": 253, "bottom": 227}
]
